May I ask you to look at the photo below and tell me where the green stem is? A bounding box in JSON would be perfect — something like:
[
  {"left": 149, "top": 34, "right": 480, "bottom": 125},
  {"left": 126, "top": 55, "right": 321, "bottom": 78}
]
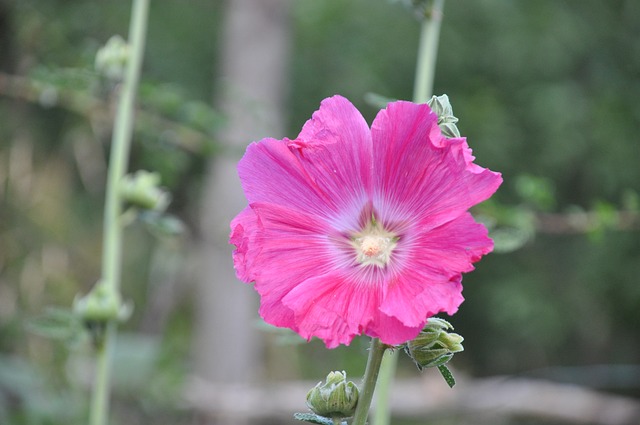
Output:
[
  {"left": 412, "top": 0, "right": 445, "bottom": 103},
  {"left": 89, "top": 323, "right": 116, "bottom": 425},
  {"left": 351, "top": 338, "right": 387, "bottom": 425},
  {"left": 101, "top": 0, "right": 150, "bottom": 289},
  {"left": 89, "top": 1, "right": 150, "bottom": 425},
  {"left": 372, "top": 2, "right": 446, "bottom": 425},
  {"left": 371, "top": 349, "right": 398, "bottom": 425}
]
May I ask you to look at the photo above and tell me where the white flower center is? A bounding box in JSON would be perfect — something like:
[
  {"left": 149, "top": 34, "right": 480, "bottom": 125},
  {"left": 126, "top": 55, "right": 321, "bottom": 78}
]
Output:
[{"left": 352, "top": 219, "right": 397, "bottom": 268}]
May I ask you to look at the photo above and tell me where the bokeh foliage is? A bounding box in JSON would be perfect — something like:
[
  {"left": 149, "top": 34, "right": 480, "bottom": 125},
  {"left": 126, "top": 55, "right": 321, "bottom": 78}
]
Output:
[{"left": 0, "top": 0, "right": 639, "bottom": 423}]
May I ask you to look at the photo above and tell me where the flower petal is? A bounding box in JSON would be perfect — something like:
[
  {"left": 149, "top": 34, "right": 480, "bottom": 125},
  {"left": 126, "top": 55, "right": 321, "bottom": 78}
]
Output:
[
  {"left": 380, "top": 272, "right": 464, "bottom": 327},
  {"left": 281, "top": 271, "right": 423, "bottom": 347},
  {"left": 229, "top": 206, "right": 260, "bottom": 283},
  {"left": 371, "top": 101, "right": 502, "bottom": 230},
  {"left": 379, "top": 213, "right": 491, "bottom": 326},
  {"left": 365, "top": 312, "right": 424, "bottom": 346},
  {"left": 233, "top": 202, "right": 347, "bottom": 333},
  {"left": 281, "top": 273, "right": 373, "bottom": 348},
  {"left": 410, "top": 212, "right": 494, "bottom": 275},
  {"left": 238, "top": 95, "right": 372, "bottom": 231}
]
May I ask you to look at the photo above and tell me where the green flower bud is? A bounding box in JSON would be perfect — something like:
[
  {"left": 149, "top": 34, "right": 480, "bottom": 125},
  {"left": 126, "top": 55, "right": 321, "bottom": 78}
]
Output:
[
  {"left": 427, "top": 94, "right": 461, "bottom": 138},
  {"left": 395, "top": 0, "right": 437, "bottom": 20},
  {"left": 73, "top": 281, "right": 132, "bottom": 324},
  {"left": 119, "top": 170, "right": 170, "bottom": 212},
  {"left": 95, "top": 35, "right": 130, "bottom": 82},
  {"left": 306, "top": 371, "right": 359, "bottom": 419},
  {"left": 405, "top": 317, "right": 464, "bottom": 370}
]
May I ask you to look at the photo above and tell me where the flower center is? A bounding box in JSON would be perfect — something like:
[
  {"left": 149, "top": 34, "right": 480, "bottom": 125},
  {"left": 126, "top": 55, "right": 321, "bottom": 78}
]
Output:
[{"left": 351, "top": 218, "right": 397, "bottom": 268}]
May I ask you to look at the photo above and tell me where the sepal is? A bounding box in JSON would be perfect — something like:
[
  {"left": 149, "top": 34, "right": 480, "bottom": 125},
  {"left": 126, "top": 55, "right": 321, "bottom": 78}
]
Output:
[
  {"left": 119, "top": 170, "right": 171, "bottom": 212},
  {"left": 95, "top": 35, "right": 129, "bottom": 82},
  {"left": 73, "top": 281, "right": 133, "bottom": 347},
  {"left": 427, "top": 94, "right": 461, "bottom": 138},
  {"left": 404, "top": 317, "right": 464, "bottom": 371},
  {"left": 305, "top": 371, "right": 359, "bottom": 420}
]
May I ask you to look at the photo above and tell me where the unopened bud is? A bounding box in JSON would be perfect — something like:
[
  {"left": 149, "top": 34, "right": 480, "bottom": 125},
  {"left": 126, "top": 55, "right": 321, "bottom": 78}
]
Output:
[
  {"left": 405, "top": 317, "right": 464, "bottom": 370},
  {"left": 427, "top": 94, "right": 461, "bottom": 138},
  {"left": 95, "top": 35, "right": 129, "bottom": 82},
  {"left": 306, "top": 371, "right": 359, "bottom": 419},
  {"left": 120, "top": 170, "right": 170, "bottom": 212},
  {"left": 73, "top": 281, "right": 132, "bottom": 324}
]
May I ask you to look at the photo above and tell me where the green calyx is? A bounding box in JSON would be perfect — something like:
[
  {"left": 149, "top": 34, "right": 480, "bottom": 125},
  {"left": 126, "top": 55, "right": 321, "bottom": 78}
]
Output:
[
  {"left": 73, "top": 281, "right": 132, "bottom": 324},
  {"left": 427, "top": 94, "right": 461, "bottom": 138},
  {"left": 404, "top": 317, "right": 464, "bottom": 370},
  {"left": 306, "top": 371, "right": 359, "bottom": 420},
  {"left": 95, "top": 35, "right": 130, "bottom": 82},
  {"left": 119, "top": 170, "right": 170, "bottom": 212}
]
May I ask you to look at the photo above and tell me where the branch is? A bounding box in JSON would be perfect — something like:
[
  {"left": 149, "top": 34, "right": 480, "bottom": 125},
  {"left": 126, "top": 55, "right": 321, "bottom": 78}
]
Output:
[{"left": 0, "top": 72, "right": 225, "bottom": 155}]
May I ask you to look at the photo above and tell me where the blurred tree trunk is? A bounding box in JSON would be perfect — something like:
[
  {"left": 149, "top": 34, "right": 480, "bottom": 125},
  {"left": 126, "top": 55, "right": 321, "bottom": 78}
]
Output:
[{"left": 193, "top": 0, "right": 290, "bottom": 421}]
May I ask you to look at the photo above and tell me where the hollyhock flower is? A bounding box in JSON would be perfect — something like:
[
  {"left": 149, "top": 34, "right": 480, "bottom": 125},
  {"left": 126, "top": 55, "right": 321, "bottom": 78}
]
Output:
[{"left": 230, "top": 95, "right": 502, "bottom": 348}]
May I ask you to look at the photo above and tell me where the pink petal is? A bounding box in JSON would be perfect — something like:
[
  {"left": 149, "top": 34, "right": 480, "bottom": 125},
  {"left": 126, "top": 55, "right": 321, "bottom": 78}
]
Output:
[
  {"left": 365, "top": 313, "right": 425, "bottom": 346},
  {"left": 380, "top": 270, "right": 465, "bottom": 328},
  {"left": 238, "top": 95, "right": 372, "bottom": 231},
  {"left": 229, "top": 206, "right": 260, "bottom": 283},
  {"left": 371, "top": 101, "right": 502, "bottom": 231},
  {"left": 247, "top": 202, "right": 337, "bottom": 284},
  {"left": 411, "top": 212, "right": 494, "bottom": 275},
  {"left": 379, "top": 213, "right": 491, "bottom": 326},
  {"left": 233, "top": 202, "right": 348, "bottom": 333},
  {"left": 281, "top": 271, "right": 424, "bottom": 347},
  {"left": 281, "top": 273, "right": 374, "bottom": 347}
]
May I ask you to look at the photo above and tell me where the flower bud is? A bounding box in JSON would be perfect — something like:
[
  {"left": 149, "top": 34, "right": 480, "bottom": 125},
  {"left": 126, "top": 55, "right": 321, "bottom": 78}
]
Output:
[
  {"left": 73, "top": 281, "right": 132, "bottom": 348},
  {"left": 73, "top": 281, "right": 132, "bottom": 324},
  {"left": 119, "top": 170, "right": 170, "bottom": 212},
  {"left": 95, "top": 35, "right": 130, "bottom": 82},
  {"left": 427, "top": 94, "right": 461, "bottom": 138},
  {"left": 405, "top": 317, "right": 464, "bottom": 370},
  {"left": 306, "top": 371, "right": 359, "bottom": 419},
  {"left": 395, "top": 0, "right": 436, "bottom": 20}
]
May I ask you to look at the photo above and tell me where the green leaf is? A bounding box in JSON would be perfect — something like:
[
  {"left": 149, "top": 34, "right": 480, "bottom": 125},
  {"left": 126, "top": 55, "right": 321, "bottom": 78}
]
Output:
[
  {"left": 25, "top": 307, "right": 84, "bottom": 342},
  {"left": 437, "top": 364, "right": 456, "bottom": 388},
  {"left": 294, "top": 412, "right": 341, "bottom": 425},
  {"left": 139, "top": 211, "right": 185, "bottom": 238}
]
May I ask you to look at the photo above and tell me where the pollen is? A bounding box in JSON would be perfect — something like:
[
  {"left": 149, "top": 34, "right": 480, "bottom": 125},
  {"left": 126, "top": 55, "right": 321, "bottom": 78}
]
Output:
[
  {"left": 351, "top": 219, "right": 397, "bottom": 268},
  {"left": 360, "top": 235, "right": 386, "bottom": 257}
]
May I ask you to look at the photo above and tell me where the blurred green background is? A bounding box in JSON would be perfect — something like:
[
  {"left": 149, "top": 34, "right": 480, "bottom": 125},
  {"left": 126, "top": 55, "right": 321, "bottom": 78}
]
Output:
[{"left": 0, "top": 0, "right": 639, "bottom": 424}]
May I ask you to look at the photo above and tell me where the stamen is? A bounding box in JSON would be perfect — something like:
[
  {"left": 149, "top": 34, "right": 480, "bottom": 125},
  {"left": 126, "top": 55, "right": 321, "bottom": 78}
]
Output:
[{"left": 351, "top": 218, "right": 397, "bottom": 268}]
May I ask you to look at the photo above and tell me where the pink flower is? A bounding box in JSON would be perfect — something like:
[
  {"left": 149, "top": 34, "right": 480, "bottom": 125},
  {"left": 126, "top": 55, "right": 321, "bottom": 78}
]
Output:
[{"left": 230, "top": 95, "right": 502, "bottom": 348}]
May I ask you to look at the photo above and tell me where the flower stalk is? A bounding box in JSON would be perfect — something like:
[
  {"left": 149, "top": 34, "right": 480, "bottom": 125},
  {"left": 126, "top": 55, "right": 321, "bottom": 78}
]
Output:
[
  {"left": 89, "top": 0, "right": 150, "bottom": 424},
  {"left": 351, "top": 338, "right": 387, "bottom": 425},
  {"left": 413, "top": 0, "right": 445, "bottom": 104},
  {"left": 374, "top": 2, "right": 446, "bottom": 425}
]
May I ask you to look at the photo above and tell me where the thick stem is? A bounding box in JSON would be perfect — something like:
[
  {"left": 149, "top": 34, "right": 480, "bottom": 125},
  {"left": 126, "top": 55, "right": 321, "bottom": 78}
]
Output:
[
  {"left": 89, "top": 1, "right": 150, "bottom": 425},
  {"left": 412, "top": 0, "right": 445, "bottom": 103},
  {"left": 371, "top": 350, "right": 398, "bottom": 425},
  {"left": 372, "top": 2, "right": 446, "bottom": 425},
  {"left": 101, "top": 0, "right": 150, "bottom": 289},
  {"left": 351, "top": 338, "right": 387, "bottom": 425},
  {"left": 89, "top": 323, "right": 116, "bottom": 425}
]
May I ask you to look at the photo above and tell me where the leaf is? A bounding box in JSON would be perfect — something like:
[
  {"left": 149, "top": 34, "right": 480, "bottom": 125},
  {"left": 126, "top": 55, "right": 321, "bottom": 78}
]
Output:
[
  {"left": 25, "top": 307, "right": 83, "bottom": 341},
  {"left": 437, "top": 364, "right": 456, "bottom": 388},
  {"left": 293, "top": 412, "right": 337, "bottom": 425}
]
